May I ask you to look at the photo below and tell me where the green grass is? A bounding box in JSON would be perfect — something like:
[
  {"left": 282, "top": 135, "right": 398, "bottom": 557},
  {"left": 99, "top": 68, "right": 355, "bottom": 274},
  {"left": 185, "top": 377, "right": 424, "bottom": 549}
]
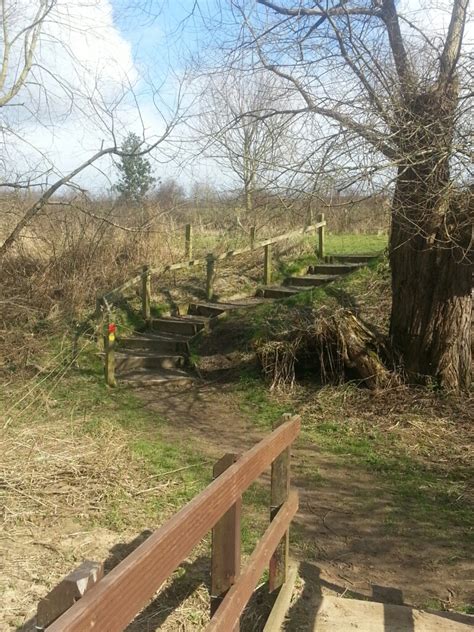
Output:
[
  {"left": 325, "top": 232, "right": 387, "bottom": 255},
  {"left": 238, "top": 369, "right": 291, "bottom": 428},
  {"left": 232, "top": 367, "right": 473, "bottom": 548},
  {"left": 3, "top": 340, "right": 275, "bottom": 550},
  {"left": 304, "top": 414, "right": 473, "bottom": 540}
]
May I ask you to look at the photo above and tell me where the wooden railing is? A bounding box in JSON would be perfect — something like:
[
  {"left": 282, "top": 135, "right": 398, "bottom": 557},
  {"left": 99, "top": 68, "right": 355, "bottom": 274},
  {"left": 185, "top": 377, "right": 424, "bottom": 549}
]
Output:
[
  {"left": 98, "top": 214, "right": 326, "bottom": 313},
  {"left": 37, "top": 415, "right": 301, "bottom": 631}
]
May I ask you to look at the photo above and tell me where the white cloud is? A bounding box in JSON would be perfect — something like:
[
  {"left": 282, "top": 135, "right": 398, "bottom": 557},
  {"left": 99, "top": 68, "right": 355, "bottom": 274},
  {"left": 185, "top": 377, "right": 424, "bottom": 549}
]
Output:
[{"left": 1, "top": 0, "right": 172, "bottom": 190}]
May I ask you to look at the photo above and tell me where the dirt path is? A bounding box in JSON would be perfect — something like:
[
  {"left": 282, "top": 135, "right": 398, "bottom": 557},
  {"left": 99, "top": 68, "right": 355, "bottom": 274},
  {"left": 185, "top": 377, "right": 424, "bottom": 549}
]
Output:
[{"left": 136, "top": 380, "right": 473, "bottom": 627}]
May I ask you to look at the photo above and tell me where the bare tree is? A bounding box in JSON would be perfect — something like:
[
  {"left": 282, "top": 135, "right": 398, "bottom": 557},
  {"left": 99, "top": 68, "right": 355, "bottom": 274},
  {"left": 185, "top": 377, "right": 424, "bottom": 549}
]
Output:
[
  {"left": 196, "top": 70, "right": 296, "bottom": 223},
  {"left": 0, "top": 0, "right": 181, "bottom": 256},
  {"left": 222, "top": 0, "right": 473, "bottom": 390}
]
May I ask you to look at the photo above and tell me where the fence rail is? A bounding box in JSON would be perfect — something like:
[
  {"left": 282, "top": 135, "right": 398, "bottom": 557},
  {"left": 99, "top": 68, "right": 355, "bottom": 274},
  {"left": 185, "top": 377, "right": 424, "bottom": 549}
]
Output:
[
  {"left": 100, "top": 216, "right": 326, "bottom": 307},
  {"left": 40, "top": 415, "right": 301, "bottom": 632}
]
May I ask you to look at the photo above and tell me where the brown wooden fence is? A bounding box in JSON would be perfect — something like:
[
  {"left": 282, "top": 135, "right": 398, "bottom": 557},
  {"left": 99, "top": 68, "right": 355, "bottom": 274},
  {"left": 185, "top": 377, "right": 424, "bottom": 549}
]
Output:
[
  {"left": 99, "top": 216, "right": 326, "bottom": 311},
  {"left": 38, "top": 414, "right": 301, "bottom": 631}
]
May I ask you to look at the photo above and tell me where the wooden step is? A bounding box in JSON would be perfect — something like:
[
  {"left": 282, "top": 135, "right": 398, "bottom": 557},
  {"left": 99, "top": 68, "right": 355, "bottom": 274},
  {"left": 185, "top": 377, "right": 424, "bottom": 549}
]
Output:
[
  {"left": 187, "top": 302, "right": 237, "bottom": 317},
  {"left": 256, "top": 286, "right": 303, "bottom": 299},
  {"left": 119, "top": 367, "right": 194, "bottom": 387},
  {"left": 149, "top": 315, "right": 209, "bottom": 336},
  {"left": 329, "top": 254, "right": 379, "bottom": 264},
  {"left": 308, "top": 263, "right": 362, "bottom": 275},
  {"left": 115, "top": 350, "right": 185, "bottom": 372},
  {"left": 118, "top": 333, "right": 190, "bottom": 354},
  {"left": 311, "top": 595, "right": 473, "bottom": 631},
  {"left": 284, "top": 274, "right": 337, "bottom": 288}
]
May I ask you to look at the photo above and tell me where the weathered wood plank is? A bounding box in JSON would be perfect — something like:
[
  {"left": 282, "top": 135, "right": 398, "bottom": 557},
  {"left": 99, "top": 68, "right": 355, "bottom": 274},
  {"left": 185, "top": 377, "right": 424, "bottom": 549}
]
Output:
[
  {"left": 37, "top": 561, "right": 103, "bottom": 629},
  {"left": 318, "top": 213, "right": 325, "bottom": 259},
  {"left": 104, "top": 325, "right": 116, "bottom": 388},
  {"left": 264, "top": 244, "right": 272, "bottom": 286},
  {"left": 211, "top": 454, "right": 241, "bottom": 629},
  {"left": 206, "top": 254, "right": 216, "bottom": 301},
  {"left": 185, "top": 223, "right": 193, "bottom": 259},
  {"left": 45, "top": 416, "right": 300, "bottom": 632},
  {"left": 206, "top": 491, "right": 299, "bottom": 632},
  {"left": 262, "top": 560, "right": 299, "bottom": 632},
  {"left": 269, "top": 415, "right": 291, "bottom": 592},
  {"left": 141, "top": 265, "right": 151, "bottom": 322}
]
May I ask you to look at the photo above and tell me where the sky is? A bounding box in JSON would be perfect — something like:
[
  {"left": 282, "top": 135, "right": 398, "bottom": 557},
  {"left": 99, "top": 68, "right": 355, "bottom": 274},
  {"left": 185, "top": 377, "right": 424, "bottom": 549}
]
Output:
[{"left": 2, "top": 0, "right": 473, "bottom": 195}]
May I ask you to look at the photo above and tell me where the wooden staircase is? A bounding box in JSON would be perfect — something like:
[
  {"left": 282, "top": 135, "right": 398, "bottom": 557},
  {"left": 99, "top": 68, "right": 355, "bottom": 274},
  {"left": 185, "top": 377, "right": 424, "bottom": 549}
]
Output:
[
  {"left": 257, "top": 253, "right": 377, "bottom": 300},
  {"left": 114, "top": 254, "right": 378, "bottom": 386}
]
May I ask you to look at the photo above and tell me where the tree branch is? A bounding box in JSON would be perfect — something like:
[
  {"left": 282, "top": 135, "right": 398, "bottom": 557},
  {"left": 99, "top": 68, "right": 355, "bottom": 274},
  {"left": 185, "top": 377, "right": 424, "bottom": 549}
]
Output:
[{"left": 439, "top": 0, "right": 470, "bottom": 84}]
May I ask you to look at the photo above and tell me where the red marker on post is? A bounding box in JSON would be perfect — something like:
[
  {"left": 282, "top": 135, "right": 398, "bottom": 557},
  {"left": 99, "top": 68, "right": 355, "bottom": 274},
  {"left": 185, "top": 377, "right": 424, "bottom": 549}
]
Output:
[{"left": 108, "top": 323, "right": 116, "bottom": 343}]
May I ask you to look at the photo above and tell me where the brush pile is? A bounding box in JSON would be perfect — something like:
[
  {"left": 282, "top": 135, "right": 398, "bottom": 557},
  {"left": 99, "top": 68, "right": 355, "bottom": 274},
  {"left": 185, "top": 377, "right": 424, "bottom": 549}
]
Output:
[{"left": 256, "top": 305, "right": 397, "bottom": 391}]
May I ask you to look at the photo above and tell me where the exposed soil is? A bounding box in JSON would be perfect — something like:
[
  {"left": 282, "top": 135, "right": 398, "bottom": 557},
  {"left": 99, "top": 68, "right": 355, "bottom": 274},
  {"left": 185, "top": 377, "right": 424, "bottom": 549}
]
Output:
[{"left": 136, "top": 377, "right": 474, "bottom": 629}]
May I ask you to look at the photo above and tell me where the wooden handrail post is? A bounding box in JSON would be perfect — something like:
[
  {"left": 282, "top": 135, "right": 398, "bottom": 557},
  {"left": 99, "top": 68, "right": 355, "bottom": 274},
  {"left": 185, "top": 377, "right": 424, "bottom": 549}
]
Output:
[
  {"left": 250, "top": 226, "right": 256, "bottom": 249},
  {"left": 185, "top": 223, "right": 193, "bottom": 260},
  {"left": 104, "top": 321, "right": 116, "bottom": 388},
  {"left": 142, "top": 265, "right": 151, "bottom": 322},
  {"left": 269, "top": 414, "right": 292, "bottom": 592},
  {"left": 210, "top": 453, "right": 241, "bottom": 629},
  {"left": 264, "top": 244, "right": 272, "bottom": 286},
  {"left": 206, "top": 253, "right": 216, "bottom": 301},
  {"left": 95, "top": 296, "right": 105, "bottom": 350},
  {"left": 318, "top": 213, "right": 325, "bottom": 259}
]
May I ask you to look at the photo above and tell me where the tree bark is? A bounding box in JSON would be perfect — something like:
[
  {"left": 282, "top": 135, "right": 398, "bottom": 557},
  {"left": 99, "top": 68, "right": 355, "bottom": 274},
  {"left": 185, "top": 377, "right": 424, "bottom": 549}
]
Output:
[{"left": 389, "top": 86, "right": 472, "bottom": 391}]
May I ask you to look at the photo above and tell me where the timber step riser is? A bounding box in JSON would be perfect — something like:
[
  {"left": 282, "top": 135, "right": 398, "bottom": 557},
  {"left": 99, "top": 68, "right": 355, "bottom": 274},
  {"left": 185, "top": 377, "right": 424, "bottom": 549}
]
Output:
[
  {"left": 284, "top": 276, "right": 336, "bottom": 288},
  {"left": 257, "top": 287, "right": 301, "bottom": 299},
  {"left": 115, "top": 355, "right": 185, "bottom": 372},
  {"left": 187, "top": 304, "right": 229, "bottom": 318},
  {"left": 329, "top": 254, "right": 378, "bottom": 264},
  {"left": 118, "top": 338, "right": 189, "bottom": 354},
  {"left": 307, "top": 264, "right": 362, "bottom": 275},
  {"left": 121, "top": 374, "right": 194, "bottom": 387},
  {"left": 150, "top": 320, "right": 209, "bottom": 336}
]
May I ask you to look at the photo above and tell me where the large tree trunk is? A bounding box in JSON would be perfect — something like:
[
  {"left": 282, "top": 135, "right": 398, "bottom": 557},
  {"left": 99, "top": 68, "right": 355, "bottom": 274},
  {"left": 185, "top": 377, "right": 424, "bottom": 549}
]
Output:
[{"left": 389, "top": 86, "right": 472, "bottom": 391}]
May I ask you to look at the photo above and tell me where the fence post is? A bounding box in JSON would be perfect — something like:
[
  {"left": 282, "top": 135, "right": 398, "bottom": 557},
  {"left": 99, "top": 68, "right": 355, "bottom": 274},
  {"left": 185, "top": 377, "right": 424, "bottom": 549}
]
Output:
[
  {"left": 250, "top": 226, "right": 256, "bottom": 249},
  {"left": 185, "top": 223, "right": 193, "bottom": 260},
  {"left": 104, "top": 323, "right": 116, "bottom": 388},
  {"left": 36, "top": 561, "right": 103, "bottom": 630},
  {"left": 317, "top": 213, "right": 325, "bottom": 259},
  {"left": 142, "top": 265, "right": 151, "bottom": 322},
  {"left": 206, "top": 253, "right": 216, "bottom": 301},
  {"left": 210, "top": 453, "right": 241, "bottom": 629},
  {"left": 95, "top": 296, "right": 105, "bottom": 350},
  {"left": 264, "top": 244, "right": 272, "bottom": 286},
  {"left": 269, "top": 414, "right": 292, "bottom": 592}
]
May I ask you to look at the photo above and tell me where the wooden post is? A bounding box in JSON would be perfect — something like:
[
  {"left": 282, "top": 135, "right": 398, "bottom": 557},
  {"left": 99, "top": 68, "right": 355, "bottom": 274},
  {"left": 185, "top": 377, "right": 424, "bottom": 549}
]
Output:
[
  {"left": 104, "top": 326, "right": 116, "bottom": 388},
  {"left": 263, "top": 244, "right": 272, "bottom": 286},
  {"left": 95, "top": 296, "right": 105, "bottom": 350},
  {"left": 185, "top": 223, "right": 193, "bottom": 260},
  {"left": 210, "top": 453, "right": 241, "bottom": 629},
  {"left": 206, "top": 253, "right": 216, "bottom": 301},
  {"left": 141, "top": 265, "right": 151, "bottom": 322},
  {"left": 250, "top": 226, "right": 256, "bottom": 249},
  {"left": 269, "top": 414, "right": 291, "bottom": 592},
  {"left": 318, "top": 213, "right": 325, "bottom": 259},
  {"left": 36, "top": 560, "right": 103, "bottom": 630}
]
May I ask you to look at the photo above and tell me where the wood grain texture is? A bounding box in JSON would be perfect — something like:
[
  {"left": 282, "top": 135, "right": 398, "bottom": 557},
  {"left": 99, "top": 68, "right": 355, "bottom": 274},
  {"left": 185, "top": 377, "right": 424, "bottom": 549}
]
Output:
[
  {"left": 211, "top": 454, "right": 241, "bottom": 629},
  {"left": 45, "top": 416, "right": 300, "bottom": 632},
  {"left": 206, "top": 491, "right": 299, "bottom": 632},
  {"left": 269, "top": 415, "right": 291, "bottom": 592}
]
